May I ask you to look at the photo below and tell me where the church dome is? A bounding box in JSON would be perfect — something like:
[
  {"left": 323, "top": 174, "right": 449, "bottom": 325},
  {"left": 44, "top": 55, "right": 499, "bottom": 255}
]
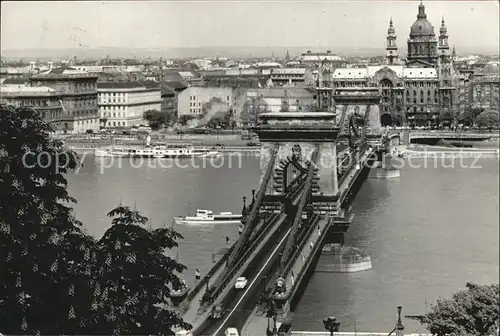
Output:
[
  {"left": 410, "top": 19, "right": 435, "bottom": 35},
  {"left": 410, "top": 2, "right": 435, "bottom": 36}
]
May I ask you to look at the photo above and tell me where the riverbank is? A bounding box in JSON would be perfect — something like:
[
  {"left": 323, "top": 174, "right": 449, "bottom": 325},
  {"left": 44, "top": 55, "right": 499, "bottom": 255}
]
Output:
[{"left": 397, "top": 144, "right": 499, "bottom": 158}]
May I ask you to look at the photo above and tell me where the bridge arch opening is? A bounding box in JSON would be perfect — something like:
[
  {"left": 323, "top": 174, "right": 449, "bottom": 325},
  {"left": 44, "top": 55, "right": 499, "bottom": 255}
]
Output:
[
  {"left": 381, "top": 113, "right": 393, "bottom": 127},
  {"left": 275, "top": 145, "right": 309, "bottom": 194}
]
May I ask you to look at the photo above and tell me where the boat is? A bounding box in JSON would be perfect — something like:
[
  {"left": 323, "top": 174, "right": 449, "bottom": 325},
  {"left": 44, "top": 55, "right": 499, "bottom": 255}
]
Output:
[
  {"left": 174, "top": 209, "right": 242, "bottom": 225},
  {"left": 94, "top": 147, "right": 133, "bottom": 157},
  {"left": 154, "top": 144, "right": 220, "bottom": 159},
  {"left": 94, "top": 143, "right": 220, "bottom": 159}
]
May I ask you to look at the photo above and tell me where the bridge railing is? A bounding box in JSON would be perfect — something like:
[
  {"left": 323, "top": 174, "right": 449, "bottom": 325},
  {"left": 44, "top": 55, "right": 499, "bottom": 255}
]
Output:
[
  {"left": 205, "top": 211, "right": 285, "bottom": 305},
  {"left": 226, "top": 148, "right": 278, "bottom": 267},
  {"left": 222, "top": 212, "right": 281, "bottom": 280},
  {"left": 337, "top": 143, "right": 371, "bottom": 189},
  {"left": 180, "top": 243, "right": 237, "bottom": 311},
  {"left": 282, "top": 214, "right": 321, "bottom": 281}
]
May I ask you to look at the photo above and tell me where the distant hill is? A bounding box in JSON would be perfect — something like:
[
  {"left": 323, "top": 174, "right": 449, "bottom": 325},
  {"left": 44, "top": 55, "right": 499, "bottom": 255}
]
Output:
[{"left": 1, "top": 45, "right": 498, "bottom": 61}]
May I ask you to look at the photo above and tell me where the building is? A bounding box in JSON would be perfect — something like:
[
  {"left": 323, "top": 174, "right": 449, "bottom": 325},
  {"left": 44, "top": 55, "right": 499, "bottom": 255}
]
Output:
[
  {"left": 269, "top": 68, "right": 314, "bottom": 87},
  {"left": 326, "top": 1, "right": 466, "bottom": 128},
  {"left": 236, "top": 87, "right": 317, "bottom": 127},
  {"left": 97, "top": 82, "right": 162, "bottom": 128},
  {"left": 299, "top": 50, "right": 347, "bottom": 69},
  {"left": 161, "top": 84, "right": 177, "bottom": 116},
  {"left": 469, "top": 62, "right": 500, "bottom": 110},
  {"left": 200, "top": 68, "right": 267, "bottom": 88},
  {"left": 30, "top": 66, "right": 100, "bottom": 133},
  {"left": 177, "top": 86, "right": 234, "bottom": 117},
  {"left": 0, "top": 85, "right": 65, "bottom": 131}
]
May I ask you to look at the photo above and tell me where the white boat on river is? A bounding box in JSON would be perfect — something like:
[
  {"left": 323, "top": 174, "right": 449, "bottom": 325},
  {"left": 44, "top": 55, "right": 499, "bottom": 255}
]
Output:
[
  {"left": 95, "top": 144, "right": 220, "bottom": 158},
  {"left": 174, "top": 209, "right": 242, "bottom": 225}
]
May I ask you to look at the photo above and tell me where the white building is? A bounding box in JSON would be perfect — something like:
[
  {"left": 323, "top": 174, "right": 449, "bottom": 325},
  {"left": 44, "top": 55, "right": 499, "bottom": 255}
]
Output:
[
  {"left": 97, "top": 82, "right": 162, "bottom": 128},
  {"left": 177, "top": 86, "right": 233, "bottom": 117}
]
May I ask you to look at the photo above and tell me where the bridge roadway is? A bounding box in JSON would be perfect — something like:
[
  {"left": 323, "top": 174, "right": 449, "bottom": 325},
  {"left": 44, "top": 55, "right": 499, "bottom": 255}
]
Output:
[
  {"left": 194, "top": 220, "right": 294, "bottom": 336},
  {"left": 240, "top": 146, "right": 376, "bottom": 336}
]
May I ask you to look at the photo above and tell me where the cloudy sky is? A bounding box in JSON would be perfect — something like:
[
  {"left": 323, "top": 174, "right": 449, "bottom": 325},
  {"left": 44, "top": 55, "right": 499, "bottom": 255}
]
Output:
[{"left": 1, "top": 1, "right": 499, "bottom": 51}]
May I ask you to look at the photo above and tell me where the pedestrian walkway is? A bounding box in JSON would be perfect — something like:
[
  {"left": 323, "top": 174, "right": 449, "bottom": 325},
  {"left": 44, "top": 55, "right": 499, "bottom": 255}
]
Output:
[
  {"left": 182, "top": 261, "right": 227, "bottom": 325},
  {"left": 240, "top": 305, "right": 270, "bottom": 336}
]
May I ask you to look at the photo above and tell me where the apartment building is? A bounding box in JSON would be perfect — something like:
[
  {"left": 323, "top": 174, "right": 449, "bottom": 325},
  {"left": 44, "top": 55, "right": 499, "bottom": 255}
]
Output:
[{"left": 97, "top": 82, "right": 162, "bottom": 128}]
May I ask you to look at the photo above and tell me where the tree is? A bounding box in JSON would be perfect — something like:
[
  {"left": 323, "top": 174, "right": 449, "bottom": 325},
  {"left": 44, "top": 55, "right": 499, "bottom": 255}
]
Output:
[
  {"left": 200, "top": 97, "right": 226, "bottom": 120},
  {"left": 177, "top": 114, "right": 196, "bottom": 126},
  {"left": 241, "top": 97, "right": 269, "bottom": 127},
  {"left": 143, "top": 110, "right": 167, "bottom": 130},
  {"left": 0, "top": 105, "right": 191, "bottom": 335},
  {"left": 82, "top": 205, "right": 191, "bottom": 335},
  {"left": 0, "top": 104, "right": 85, "bottom": 333},
  {"left": 280, "top": 98, "right": 289, "bottom": 112},
  {"left": 420, "top": 282, "right": 499, "bottom": 336},
  {"left": 475, "top": 109, "right": 499, "bottom": 130}
]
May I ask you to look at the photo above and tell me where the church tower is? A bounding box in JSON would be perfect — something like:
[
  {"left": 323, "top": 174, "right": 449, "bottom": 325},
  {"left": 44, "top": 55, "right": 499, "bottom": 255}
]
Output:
[
  {"left": 386, "top": 18, "right": 399, "bottom": 65},
  {"left": 406, "top": 1, "right": 438, "bottom": 67},
  {"left": 438, "top": 16, "right": 450, "bottom": 63}
]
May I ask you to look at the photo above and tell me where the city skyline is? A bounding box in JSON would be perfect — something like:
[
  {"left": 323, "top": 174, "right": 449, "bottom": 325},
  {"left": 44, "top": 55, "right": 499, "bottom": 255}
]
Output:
[{"left": 1, "top": 0, "right": 499, "bottom": 55}]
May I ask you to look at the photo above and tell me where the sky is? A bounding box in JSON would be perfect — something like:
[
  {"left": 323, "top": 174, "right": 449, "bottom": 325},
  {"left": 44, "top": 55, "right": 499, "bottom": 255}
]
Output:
[{"left": 1, "top": 0, "right": 499, "bottom": 51}]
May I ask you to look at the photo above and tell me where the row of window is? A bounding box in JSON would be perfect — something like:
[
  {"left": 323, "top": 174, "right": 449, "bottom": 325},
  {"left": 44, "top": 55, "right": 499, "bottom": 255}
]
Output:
[
  {"left": 406, "top": 97, "right": 439, "bottom": 104},
  {"left": 189, "top": 95, "right": 231, "bottom": 101},
  {"left": 102, "top": 111, "right": 127, "bottom": 118},
  {"left": 107, "top": 121, "right": 127, "bottom": 127},
  {"left": 74, "top": 82, "right": 96, "bottom": 91}
]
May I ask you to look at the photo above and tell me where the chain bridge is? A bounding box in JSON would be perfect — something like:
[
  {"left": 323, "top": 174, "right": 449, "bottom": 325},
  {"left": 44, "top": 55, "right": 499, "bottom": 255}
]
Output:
[{"left": 174, "top": 88, "right": 399, "bottom": 336}]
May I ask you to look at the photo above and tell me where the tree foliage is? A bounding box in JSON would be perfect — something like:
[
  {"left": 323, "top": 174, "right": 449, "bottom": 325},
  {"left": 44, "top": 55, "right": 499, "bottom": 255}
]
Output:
[
  {"left": 420, "top": 282, "right": 499, "bottom": 336},
  {"left": 143, "top": 109, "right": 168, "bottom": 130},
  {"left": 475, "top": 109, "right": 499, "bottom": 129},
  {"left": 280, "top": 98, "right": 290, "bottom": 112},
  {"left": 177, "top": 114, "right": 196, "bottom": 126},
  {"left": 200, "top": 97, "right": 227, "bottom": 119},
  {"left": 241, "top": 96, "right": 269, "bottom": 127},
  {"left": 0, "top": 105, "right": 191, "bottom": 335}
]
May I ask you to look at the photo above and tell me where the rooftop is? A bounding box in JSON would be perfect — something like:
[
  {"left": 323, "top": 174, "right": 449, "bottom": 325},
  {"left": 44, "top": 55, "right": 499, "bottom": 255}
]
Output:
[
  {"left": 1, "top": 85, "right": 58, "bottom": 96},
  {"left": 32, "top": 65, "right": 99, "bottom": 79},
  {"left": 97, "top": 81, "right": 160, "bottom": 91}
]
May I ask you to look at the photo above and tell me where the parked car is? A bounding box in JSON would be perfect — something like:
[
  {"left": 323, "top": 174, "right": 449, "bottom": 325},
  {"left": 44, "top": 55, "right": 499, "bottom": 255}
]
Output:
[{"left": 234, "top": 276, "right": 248, "bottom": 289}]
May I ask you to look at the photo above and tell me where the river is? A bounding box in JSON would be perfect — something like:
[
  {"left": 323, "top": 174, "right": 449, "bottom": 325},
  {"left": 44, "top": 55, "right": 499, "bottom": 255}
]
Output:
[{"left": 66, "top": 154, "right": 499, "bottom": 333}]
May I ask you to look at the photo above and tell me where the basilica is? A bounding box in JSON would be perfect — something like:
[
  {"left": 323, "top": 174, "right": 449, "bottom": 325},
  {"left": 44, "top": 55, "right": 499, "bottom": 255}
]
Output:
[{"left": 323, "top": 1, "right": 468, "bottom": 127}]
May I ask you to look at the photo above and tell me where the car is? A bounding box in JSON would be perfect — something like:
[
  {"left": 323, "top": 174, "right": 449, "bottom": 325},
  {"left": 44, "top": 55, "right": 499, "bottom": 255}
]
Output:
[
  {"left": 224, "top": 327, "right": 239, "bottom": 336},
  {"left": 234, "top": 276, "right": 248, "bottom": 289}
]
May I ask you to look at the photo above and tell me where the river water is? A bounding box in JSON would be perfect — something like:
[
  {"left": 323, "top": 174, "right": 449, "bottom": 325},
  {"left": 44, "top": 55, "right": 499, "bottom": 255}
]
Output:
[{"left": 66, "top": 154, "right": 499, "bottom": 333}]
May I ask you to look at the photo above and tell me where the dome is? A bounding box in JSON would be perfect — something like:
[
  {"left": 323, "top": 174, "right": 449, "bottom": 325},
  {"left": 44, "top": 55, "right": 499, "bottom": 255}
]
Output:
[
  {"left": 410, "top": 18, "right": 435, "bottom": 36},
  {"left": 410, "top": 1, "right": 435, "bottom": 36}
]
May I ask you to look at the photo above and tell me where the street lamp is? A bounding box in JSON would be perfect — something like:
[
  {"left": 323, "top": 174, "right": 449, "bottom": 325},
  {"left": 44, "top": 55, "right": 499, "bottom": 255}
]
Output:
[{"left": 323, "top": 316, "right": 340, "bottom": 336}]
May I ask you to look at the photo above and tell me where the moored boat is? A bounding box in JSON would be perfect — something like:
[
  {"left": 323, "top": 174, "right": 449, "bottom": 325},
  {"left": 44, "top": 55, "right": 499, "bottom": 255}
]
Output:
[
  {"left": 174, "top": 209, "right": 242, "bottom": 225},
  {"left": 155, "top": 144, "right": 220, "bottom": 159}
]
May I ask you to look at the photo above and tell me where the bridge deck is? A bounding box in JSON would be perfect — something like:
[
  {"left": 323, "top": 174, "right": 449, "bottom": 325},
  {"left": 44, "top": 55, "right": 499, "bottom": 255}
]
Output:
[{"left": 195, "top": 222, "right": 294, "bottom": 336}]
